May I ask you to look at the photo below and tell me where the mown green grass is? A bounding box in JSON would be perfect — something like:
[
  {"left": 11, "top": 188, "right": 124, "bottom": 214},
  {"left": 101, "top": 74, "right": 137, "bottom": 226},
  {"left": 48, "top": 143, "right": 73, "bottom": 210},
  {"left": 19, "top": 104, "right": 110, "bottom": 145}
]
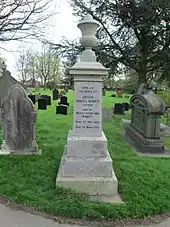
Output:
[{"left": 0, "top": 89, "right": 170, "bottom": 221}]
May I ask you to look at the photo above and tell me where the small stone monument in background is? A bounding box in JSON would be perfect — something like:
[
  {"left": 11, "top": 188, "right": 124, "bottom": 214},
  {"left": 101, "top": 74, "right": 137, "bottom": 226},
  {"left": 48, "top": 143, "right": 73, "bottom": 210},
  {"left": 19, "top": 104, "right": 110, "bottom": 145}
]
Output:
[
  {"left": 102, "top": 108, "right": 113, "bottom": 121},
  {"left": 123, "top": 83, "right": 166, "bottom": 153},
  {"left": 52, "top": 88, "right": 59, "bottom": 100},
  {"left": 0, "top": 84, "right": 40, "bottom": 155},
  {"left": 160, "top": 108, "right": 170, "bottom": 136},
  {"left": 56, "top": 14, "right": 120, "bottom": 202}
]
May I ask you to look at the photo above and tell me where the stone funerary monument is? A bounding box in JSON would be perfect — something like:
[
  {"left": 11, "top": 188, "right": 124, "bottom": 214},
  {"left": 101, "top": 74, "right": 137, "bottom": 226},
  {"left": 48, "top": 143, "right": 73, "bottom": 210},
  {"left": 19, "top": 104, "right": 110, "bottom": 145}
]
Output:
[
  {"left": 124, "top": 83, "right": 166, "bottom": 153},
  {"left": 0, "top": 84, "right": 40, "bottom": 155},
  {"left": 56, "top": 14, "right": 119, "bottom": 201}
]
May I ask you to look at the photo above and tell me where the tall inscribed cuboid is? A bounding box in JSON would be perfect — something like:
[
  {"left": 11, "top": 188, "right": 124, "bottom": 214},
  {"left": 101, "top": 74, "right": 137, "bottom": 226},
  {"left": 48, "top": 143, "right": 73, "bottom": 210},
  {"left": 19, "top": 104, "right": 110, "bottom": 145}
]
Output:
[{"left": 56, "top": 14, "right": 118, "bottom": 198}]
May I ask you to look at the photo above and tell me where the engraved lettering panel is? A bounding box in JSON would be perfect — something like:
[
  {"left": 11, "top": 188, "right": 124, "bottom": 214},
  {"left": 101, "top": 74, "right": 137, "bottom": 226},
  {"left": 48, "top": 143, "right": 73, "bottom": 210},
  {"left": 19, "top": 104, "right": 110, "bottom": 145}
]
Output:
[{"left": 73, "top": 81, "right": 102, "bottom": 135}]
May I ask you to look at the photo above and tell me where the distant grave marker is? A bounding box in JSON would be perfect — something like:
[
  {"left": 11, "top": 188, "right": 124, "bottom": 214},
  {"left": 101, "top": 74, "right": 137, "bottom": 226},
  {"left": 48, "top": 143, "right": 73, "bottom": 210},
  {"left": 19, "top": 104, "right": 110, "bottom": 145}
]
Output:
[
  {"left": 38, "top": 98, "right": 47, "bottom": 110},
  {"left": 52, "top": 88, "right": 59, "bottom": 100},
  {"left": 59, "top": 96, "right": 69, "bottom": 106},
  {"left": 114, "top": 103, "right": 124, "bottom": 115},
  {"left": 102, "top": 108, "right": 113, "bottom": 121},
  {"left": 28, "top": 94, "right": 36, "bottom": 104}
]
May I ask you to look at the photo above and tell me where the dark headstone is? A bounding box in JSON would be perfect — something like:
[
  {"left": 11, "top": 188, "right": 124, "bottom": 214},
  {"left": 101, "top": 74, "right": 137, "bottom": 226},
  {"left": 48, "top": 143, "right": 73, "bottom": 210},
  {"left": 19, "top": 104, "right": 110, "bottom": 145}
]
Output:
[
  {"left": 59, "top": 96, "right": 69, "bottom": 106},
  {"left": 38, "top": 98, "right": 47, "bottom": 110},
  {"left": 46, "top": 96, "right": 51, "bottom": 105},
  {"left": 111, "top": 94, "right": 116, "bottom": 97},
  {"left": 114, "top": 103, "right": 124, "bottom": 115},
  {"left": 53, "top": 89, "right": 59, "bottom": 100},
  {"left": 40, "top": 95, "right": 51, "bottom": 105},
  {"left": 28, "top": 95, "right": 36, "bottom": 104},
  {"left": 56, "top": 105, "right": 68, "bottom": 115},
  {"left": 123, "top": 103, "right": 130, "bottom": 111}
]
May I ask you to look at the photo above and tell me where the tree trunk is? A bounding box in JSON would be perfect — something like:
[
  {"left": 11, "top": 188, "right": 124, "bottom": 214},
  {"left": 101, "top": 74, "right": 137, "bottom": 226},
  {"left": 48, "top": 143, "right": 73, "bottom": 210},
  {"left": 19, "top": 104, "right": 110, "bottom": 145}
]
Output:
[
  {"left": 137, "top": 51, "right": 147, "bottom": 90},
  {"left": 44, "top": 80, "right": 47, "bottom": 90}
]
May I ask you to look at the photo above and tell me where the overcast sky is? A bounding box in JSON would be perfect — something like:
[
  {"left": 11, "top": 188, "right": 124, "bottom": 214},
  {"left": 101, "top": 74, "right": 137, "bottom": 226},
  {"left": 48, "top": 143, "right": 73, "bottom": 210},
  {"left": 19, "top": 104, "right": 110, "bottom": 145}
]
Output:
[{"left": 0, "top": 0, "right": 81, "bottom": 79}]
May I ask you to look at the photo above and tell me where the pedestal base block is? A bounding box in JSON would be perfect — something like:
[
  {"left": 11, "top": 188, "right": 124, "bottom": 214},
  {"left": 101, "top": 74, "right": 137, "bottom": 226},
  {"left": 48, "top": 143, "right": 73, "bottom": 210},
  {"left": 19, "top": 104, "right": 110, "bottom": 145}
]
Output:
[
  {"left": 56, "top": 167, "right": 118, "bottom": 196},
  {"left": 0, "top": 141, "right": 41, "bottom": 155},
  {"left": 56, "top": 131, "right": 118, "bottom": 197}
]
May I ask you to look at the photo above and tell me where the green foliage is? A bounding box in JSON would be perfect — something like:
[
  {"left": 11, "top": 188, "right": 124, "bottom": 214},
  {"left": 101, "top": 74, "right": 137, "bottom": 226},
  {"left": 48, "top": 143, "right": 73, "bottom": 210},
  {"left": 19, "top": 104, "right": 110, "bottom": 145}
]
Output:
[
  {"left": 55, "top": 0, "right": 170, "bottom": 84},
  {"left": 0, "top": 89, "right": 170, "bottom": 221},
  {"left": 16, "top": 45, "right": 61, "bottom": 88},
  {"left": 157, "top": 90, "right": 170, "bottom": 106}
]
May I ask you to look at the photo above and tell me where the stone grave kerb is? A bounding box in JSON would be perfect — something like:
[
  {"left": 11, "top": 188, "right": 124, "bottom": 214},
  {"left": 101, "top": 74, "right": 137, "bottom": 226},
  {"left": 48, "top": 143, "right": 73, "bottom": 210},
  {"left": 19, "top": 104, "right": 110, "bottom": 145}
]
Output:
[{"left": 56, "top": 14, "right": 120, "bottom": 203}]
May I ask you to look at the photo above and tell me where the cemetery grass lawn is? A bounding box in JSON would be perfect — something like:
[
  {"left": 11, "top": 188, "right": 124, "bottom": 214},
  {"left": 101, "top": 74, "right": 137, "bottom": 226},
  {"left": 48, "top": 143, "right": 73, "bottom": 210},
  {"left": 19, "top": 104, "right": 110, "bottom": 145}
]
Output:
[{"left": 0, "top": 89, "right": 170, "bottom": 221}]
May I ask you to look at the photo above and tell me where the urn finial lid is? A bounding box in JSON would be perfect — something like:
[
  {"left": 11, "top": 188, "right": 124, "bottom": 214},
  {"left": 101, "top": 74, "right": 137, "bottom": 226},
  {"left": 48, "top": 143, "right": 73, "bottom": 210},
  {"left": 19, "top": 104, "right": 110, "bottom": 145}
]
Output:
[{"left": 77, "top": 13, "right": 100, "bottom": 28}]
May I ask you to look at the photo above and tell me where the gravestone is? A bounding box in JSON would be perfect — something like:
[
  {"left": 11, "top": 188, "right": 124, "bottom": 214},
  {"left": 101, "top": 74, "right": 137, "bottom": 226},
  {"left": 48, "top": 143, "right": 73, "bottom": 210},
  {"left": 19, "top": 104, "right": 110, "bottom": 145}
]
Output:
[
  {"left": 123, "top": 102, "right": 130, "bottom": 111},
  {"left": 46, "top": 96, "right": 51, "bottom": 105},
  {"left": 0, "top": 84, "right": 40, "bottom": 155},
  {"left": 53, "top": 89, "right": 59, "bottom": 100},
  {"left": 59, "top": 90, "right": 65, "bottom": 98},
  {"left": 28, "top": 94, "right": 36, "bottom": 104},
  {"left": 56, "top": 105, "right": 68, "bottom": 115},
  {"left": 38, "top": 98, "right": 47, "bottom": 110},
  {"left": 0, "top": 62, "right": 18, "bottom": 108},
  {"left": 40, "top": 95, "right": 51, "bottom": 106},
  {"left": 124, "top": 84, "right": 166, "bottom": 153},
  {"left": 160, "top": 108, "right": 170, "bottom": 136},
  {"left": 102, "top": 108, "right": 113, "bottom": 121},
  {"left": 111, "top": 94, "right": 116, "bottom": 97},
  {"left": 114, "top": 103, "right": 124, "bottom": 115},
  {"left": 59, "top": 96, "right": 69, "bottom": 106},
  {"left": 56, "top": 14, "right": 119, "bottom": 202}
]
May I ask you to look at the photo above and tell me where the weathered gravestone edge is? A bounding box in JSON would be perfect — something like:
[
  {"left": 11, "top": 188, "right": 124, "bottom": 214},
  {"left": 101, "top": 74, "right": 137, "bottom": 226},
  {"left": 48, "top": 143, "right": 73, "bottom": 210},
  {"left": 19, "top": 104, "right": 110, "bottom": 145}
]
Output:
[
  {"left": 122, "top": 87, "right": 167, "bottom": 155},
  {"left": 122, "top": 119, "right": 170, "bottom": 157},
  {"left": 0, "top": 84, "right": 41, "bottom": 156}
]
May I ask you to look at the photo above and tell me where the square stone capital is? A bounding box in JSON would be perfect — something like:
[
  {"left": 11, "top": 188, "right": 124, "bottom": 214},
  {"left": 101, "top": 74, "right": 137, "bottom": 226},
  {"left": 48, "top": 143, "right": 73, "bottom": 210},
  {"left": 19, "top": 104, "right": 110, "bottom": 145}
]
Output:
[{"left": 69, "top": 62, "right": 109, "bottom": 77}]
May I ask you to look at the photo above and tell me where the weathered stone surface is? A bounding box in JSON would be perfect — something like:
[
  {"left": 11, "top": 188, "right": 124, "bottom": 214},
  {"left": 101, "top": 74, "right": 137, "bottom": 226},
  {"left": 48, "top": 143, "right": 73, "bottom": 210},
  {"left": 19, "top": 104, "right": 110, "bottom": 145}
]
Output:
[
  {"left": 56, "top": 145, "right": 118, "bottom": 196},
  {"left": 124, "top": 84, "right": 166, "bottom": 153},
  {"left": 0, "top": 84, "right": 40, "bottom": 155},
  {"left": 56, "top": 14, "right": 119, "bottom": 202},
  {"left": 0, "top": 63, "right": 18, "bottom": 108}
]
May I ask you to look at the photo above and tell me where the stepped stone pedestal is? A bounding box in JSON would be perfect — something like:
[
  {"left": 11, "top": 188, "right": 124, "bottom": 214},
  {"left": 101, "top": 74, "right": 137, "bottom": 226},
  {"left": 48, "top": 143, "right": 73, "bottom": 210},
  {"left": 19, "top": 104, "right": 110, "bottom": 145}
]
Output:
[{"left": 56, "top": 14, "right": 119, "bottom": 202}]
